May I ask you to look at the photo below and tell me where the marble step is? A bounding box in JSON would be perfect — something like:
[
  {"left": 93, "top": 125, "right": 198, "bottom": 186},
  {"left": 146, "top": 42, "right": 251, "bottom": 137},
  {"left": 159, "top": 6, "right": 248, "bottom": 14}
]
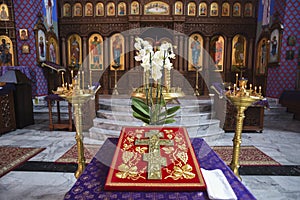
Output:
[
  {"left": 98, "top": 98, "right": 212, "bottom": 113},
  {"left": 97, "top": 109, "right": 213, "bottom": 122},
  {"left": 88, "top": 118, "right": 223, "bottom": 140}
]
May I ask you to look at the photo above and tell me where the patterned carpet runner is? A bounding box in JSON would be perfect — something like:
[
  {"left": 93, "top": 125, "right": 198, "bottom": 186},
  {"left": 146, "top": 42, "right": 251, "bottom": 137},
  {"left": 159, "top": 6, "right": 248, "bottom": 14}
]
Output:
[
  {"left": 212, "top": 146, "right": 281, "bottom": 166},
  {"left": 0, "top": 146, "right": 45, "bottom": 178},
  {"left": 55, "top": 144, "right": 101, "bottom": 164}
]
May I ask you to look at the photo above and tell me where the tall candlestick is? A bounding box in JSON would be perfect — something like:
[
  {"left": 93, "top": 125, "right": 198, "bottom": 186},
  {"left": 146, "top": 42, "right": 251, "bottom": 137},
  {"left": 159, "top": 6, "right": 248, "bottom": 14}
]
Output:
[
  {"left": 235, "top": 73, "right": 238, "bottom": 86},
  {"left": 61, "top": 72, "right": 65, "bottom": 87}
]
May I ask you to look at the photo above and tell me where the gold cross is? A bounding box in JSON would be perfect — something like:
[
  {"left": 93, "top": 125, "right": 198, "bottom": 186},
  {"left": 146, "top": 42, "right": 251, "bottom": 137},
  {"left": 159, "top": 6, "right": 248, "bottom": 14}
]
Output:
[{"left": 135, "top": 130, "right": 174, "bottom": 179}]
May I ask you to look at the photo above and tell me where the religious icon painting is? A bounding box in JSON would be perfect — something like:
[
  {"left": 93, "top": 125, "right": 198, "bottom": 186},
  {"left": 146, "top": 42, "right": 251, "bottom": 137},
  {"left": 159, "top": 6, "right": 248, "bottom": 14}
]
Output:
[
  {"left": 68, "top": 34, "right": 82, "bottom": 69},
  {"left": 0, "top": 3, "right": 9, "bottom": 21},
  {"left": 88, "top": 34, "right": 103, "bottom": 70},
  {"left": 233, "top": 2, "right": 241, "bottom": 17},
  {"left": 73, "top": 3, "right": 82, "bottom": 17},
  {"left": 199, "top": 3, "right": 207, "bottom": 16},
  {"left": 0, "top": 36, "right": 14, "bottom": 66},
  {"left": 221, "top": 2, "right": 230, "bottom": 17},
  {"left": 255, "top": 38, "right": 268, "bottom": 75},
  {"left": 210, "top": 2, "right": 218, "bottom": 17},
  {"left": 37, "top": 30, "right": 46, "bottom": 62},
  {"left": 209, "top": 35, "right": 224, "bottom": 72},
  {"left": 268, "top": 29, "right": 280, "bottom": 64},
  {"left": 174, "top": 1, "right": 183, "bottom": 15},
  {"left": 231, "top": 34, "right": 247, "bottom": 72},
  {"left": 130, "top": 1, "right": 139, "bottom": 15},
  {"left": 188, "top": 34, "right": 203, "bottom": 71},
  {"left": 48, "top": 37, "right": 59, "bottom": 64},
  {"left": 144, "top": 1, "right": 169, "bottom": 15},
  {"left": 110, "top": 33, "right": 124, "bottom": 70},
  {"left": 85, "top": 2, "right": 93, "bottom": 16},
  {"left": 19, "top": 29, "right": 28, "bottom": 40},
  {"left": 187, "top": 2, "right": 196, "bottom": 16},
  {"left": 118, "top": 2, "right": 126, "bottom": 16},
  {"left": 63, "top": 3, "right": 71, "bottom": 17},
  {"left": 286, "top": 50, "right": 294, "bottom": 60},
  {"left": 244, "top": 3, "right": 253, "bottom": 17},
  {"left": 107, "top": 2, "right": 115, "bottom": 16},
  {"left": 287, "top": 35, "right": 296, "bottom": 46},
  {"left": 95, "top": 3, "right": 104, "bottom": 16},
  {"left": 22, "top": 43, "right": 30, "bottom": 54}
]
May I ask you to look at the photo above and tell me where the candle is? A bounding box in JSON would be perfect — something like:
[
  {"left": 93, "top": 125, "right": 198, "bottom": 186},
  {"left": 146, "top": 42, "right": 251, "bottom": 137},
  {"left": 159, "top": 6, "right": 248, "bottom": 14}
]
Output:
[
  {"left": 254, "top": 86, "right": 257, "bottom": 93},
  {"left": 89, "top": 70, "right": 92, "bottom": 87},
  {"left": 235, "top": 73, "right": 238, "bottom": 86},
  {"left": 61, "top": 72, "right": 65, "bottom": 87},
  {"left": 78, "top": 71, "right": 81, "bottom": 88},
  {"left": 250, "top": 84, "right": 252, "bottom": 89},
  {"left": 82, "top": 71, "right": 85, "bottom": 89},
  {"left": 71, "top": 70, "right": 74, "bottom": 79},
  {"left": 233, "top": 84, "right": 236, "bottom": 94},
  {"left": 259, "top": 86, "right": 262, "bottom": 93}
]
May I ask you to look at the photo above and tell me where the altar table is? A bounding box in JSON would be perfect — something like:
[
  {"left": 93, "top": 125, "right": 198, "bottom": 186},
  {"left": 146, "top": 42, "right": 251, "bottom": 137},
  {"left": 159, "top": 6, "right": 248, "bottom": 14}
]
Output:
[{"left": 64, "top": 138, "right": 256, "bottom": 200}]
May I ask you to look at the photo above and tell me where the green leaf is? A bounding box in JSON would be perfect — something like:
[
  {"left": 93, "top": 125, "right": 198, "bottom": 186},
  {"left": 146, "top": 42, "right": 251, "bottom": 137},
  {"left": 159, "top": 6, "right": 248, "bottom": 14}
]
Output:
[
  {"left": 131, "top": 105, "right": 150, "bottom": 118},
  {"left": 131, "top": 98, "right": 150, "bottom": 116},
  {"left": 133, "top": 112, "right": 150, "bottom": 124},
  {"left": 158, "top": 106, "right": 180, "bottom": 117}
]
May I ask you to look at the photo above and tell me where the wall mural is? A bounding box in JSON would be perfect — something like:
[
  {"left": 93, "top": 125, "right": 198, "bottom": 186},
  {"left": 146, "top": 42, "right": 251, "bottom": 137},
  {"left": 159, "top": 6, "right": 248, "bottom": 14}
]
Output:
[
  {"left": 0, "top": 3, "right": 9, "bottom": 21},
  {"left": 231, "top": 35, "right": 246, "bottom": 72},
  {"left": 110, "top": 33, "right": 124, "bottom": 70},
  {"left": 144, "top": 1, "right": 169, "bottom": 15},
  {"left": 89, "top": 34, "right": 103, "bottom": 70},
  {"left": 256, "top": 38, "right": 268, "bottom": 75},
  {"left": 0, "top": 36, "right": 14, "bottom": 66},
  {"left": 188, "top": 34, "right": 203, "bottom": 71},
  {"left": 42, "top": 0, "right": 58, "bottom": 35},
  {"left": 48, "top": 36, "right": 59, "bottom": 64},
  {"left": 68, "top": 34, "right": 82, "bottom": 69},
  {"left": 210, "top": 35, "right": 224, "bottom": 72}
]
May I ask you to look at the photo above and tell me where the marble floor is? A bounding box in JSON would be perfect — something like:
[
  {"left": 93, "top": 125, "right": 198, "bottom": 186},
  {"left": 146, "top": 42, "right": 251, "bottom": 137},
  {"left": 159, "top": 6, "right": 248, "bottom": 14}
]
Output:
[{"left": 0, "top": 111, "right": 300, "bottom": 199}]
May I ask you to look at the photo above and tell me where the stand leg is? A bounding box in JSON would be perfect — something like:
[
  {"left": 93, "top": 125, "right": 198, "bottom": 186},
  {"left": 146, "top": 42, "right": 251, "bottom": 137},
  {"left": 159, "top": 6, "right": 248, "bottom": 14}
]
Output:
[
  {"left": 73, "top": 103, "right": 86, "bottom": 179},
  {"left": 229, "top": 106, "right": 246, "bottom": 180},
  {"left": 113, "top": 69, "right": 119, "bottom": 95},
  {"left": 194, "top": 69, "right": 200, "bottom": 96}
]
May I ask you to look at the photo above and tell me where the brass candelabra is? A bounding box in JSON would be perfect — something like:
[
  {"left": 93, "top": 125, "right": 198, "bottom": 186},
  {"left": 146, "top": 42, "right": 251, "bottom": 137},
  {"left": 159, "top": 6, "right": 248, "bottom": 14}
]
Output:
[
  {"left": 225, "top": 75, "right": 263, "bottom": 180},
  {"left": 54, "top": 71, "right": 100, "bottom": 178}
]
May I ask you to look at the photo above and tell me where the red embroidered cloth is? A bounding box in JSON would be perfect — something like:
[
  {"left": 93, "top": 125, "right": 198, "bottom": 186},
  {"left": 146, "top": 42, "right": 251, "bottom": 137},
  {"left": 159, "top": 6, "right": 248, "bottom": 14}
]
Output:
[{"left": 105, "top": 126, "right": 206, "bottom": 191}]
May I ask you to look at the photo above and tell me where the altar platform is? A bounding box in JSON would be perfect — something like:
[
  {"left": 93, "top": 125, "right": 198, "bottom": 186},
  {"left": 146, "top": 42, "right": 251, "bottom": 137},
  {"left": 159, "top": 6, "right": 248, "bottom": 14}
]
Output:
[{"left": 64, "top": 137, "right": 255, "bottom": 199}]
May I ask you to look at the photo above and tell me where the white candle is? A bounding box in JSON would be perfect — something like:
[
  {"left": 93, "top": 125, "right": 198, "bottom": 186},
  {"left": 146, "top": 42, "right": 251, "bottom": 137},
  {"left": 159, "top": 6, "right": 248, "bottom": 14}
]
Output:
[
  {"left": 71, "top": 70, "right": 74, "bottom": 79},
  {"left": 82, "top": 71, "right": 84, "bottom": 89},
  {"left": 61, "top": 72, "right": 65, "bottom": 87},
  {"left": 78, "top": 71, "right": 81, "bottom": 88}
]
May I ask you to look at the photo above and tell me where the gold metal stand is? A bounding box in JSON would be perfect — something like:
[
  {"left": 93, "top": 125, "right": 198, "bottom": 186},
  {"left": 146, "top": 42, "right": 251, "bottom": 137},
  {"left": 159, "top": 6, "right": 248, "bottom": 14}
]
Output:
[
  {"left": 112, "top": 64, "right": 120, "bottom": 95},
  {"left": 194, "top": 66, "right": 201, "bottom": 96},
  {"left": 54, "top": 77, "right": 100, "bottom": 178},
  {"left": 225, "top": 78, "right": 263, "bottom": 180}
]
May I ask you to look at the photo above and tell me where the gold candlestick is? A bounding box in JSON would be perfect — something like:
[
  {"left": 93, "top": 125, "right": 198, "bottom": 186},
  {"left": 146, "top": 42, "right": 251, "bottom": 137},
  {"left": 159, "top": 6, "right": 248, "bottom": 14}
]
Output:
[
  {"left": 53, "top": 77, "right": 101, "bottom": 178},
  {"left": 194, "top": 66, "right": 201, "bottom": 96},
  {"left": 226, "top": 78, "right": 263, "bottom": 180}
]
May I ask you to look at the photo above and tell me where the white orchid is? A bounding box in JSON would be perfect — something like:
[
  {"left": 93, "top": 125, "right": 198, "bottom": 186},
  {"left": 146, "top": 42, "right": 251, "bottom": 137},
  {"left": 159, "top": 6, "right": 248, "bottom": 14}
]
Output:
[{"left": 132, "top": 37, "right": 180, "bottom": 125}]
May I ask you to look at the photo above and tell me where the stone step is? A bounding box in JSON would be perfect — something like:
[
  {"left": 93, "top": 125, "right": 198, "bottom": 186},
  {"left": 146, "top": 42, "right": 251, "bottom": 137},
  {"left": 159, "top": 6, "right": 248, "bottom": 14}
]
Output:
[
  {"left": 97, "top": 109, "right": 213, "bottom": 122},
  {"left": 89, "top": 117, "right": 223, "bottom": 139}
]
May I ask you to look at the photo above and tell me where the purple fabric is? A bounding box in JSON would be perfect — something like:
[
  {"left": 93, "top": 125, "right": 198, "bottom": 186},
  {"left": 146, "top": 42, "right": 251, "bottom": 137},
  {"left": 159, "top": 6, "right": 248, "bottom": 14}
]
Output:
[
  {"left": 0, "top": 83, "right": 15, "bottom": 96},
  {"left": 253, "top": 99, "right": 270, "bottom": 108},
  {"left": 45, "top": 94, "right": 65, "bottom": 101},
  {"left": 64, "top": 138, "right": 256, "bottom": 200}
]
